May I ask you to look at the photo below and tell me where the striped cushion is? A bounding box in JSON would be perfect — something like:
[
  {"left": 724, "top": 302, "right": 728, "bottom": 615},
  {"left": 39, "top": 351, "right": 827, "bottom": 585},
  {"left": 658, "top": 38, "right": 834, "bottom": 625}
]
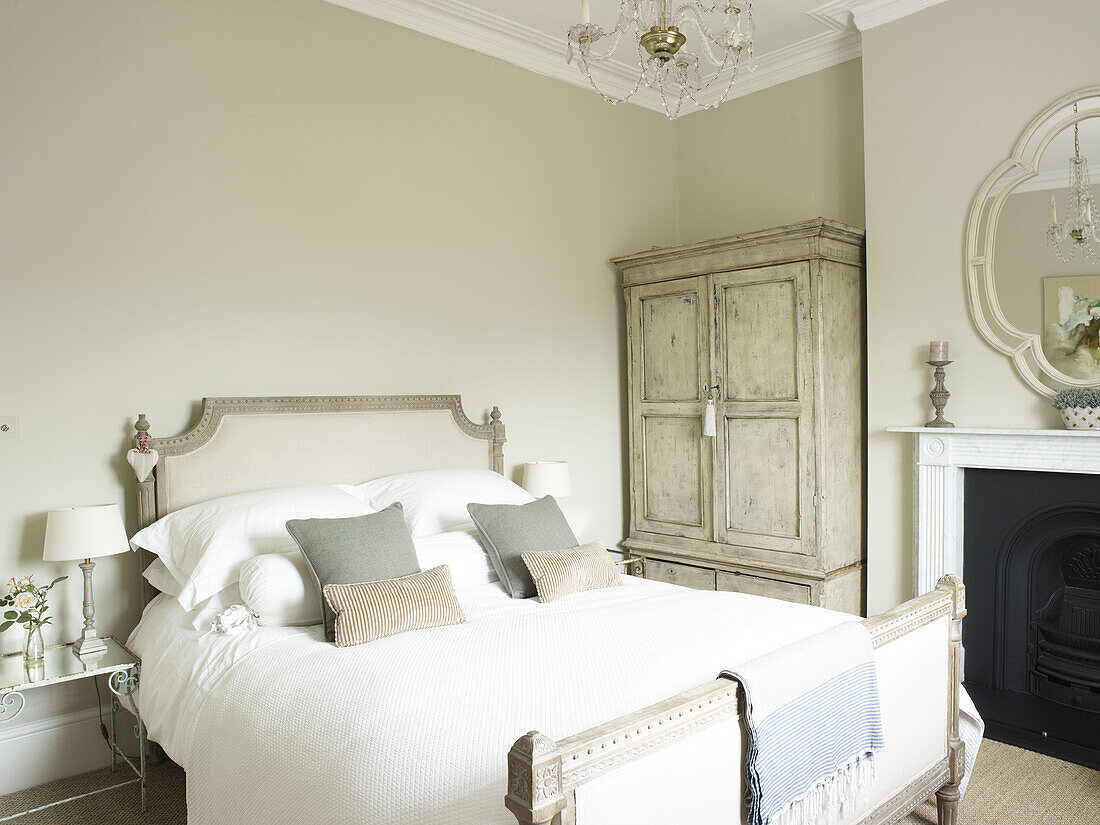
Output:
[
  {"left": 322, "top": 565, "right": 466, "bottom": 647},
  {"left": 521, "top": 541, "right": 623, "bottom": 603}
]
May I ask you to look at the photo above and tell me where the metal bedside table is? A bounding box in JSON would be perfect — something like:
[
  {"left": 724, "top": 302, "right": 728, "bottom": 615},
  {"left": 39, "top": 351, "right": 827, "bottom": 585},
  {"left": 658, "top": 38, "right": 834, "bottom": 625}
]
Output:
[{"left": 0, "top": 636, "right": 146, "bottom": 821}]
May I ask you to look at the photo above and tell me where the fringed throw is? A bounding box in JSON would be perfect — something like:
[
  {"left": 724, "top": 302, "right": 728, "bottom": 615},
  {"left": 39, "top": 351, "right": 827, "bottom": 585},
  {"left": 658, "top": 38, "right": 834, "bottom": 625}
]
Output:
[{"left": 721, "top": 622, "right": 885, "bottom": 825}]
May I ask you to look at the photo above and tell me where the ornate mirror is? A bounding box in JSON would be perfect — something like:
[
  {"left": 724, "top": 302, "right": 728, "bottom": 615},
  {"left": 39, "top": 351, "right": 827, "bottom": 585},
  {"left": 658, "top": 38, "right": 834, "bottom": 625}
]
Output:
[{"left": 966, "top": 87, "right": 1100, "bottom": 396}]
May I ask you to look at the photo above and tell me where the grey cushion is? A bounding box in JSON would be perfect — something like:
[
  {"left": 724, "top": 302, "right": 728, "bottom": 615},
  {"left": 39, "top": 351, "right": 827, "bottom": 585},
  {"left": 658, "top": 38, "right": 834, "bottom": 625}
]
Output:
[
  {"left": 467, "top": 496, "right": 578, "bottom": 599},
  {"left": 286, "top": 503, "right": 420, "bottom": 642}
]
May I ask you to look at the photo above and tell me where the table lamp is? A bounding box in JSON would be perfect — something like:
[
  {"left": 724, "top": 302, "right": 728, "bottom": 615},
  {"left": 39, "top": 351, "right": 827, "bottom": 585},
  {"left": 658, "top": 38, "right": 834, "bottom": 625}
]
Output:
[
  {"left": 521, "top": 461, "right": 573, "bottom": 499},
  {"left": 43, "top": 504, "right": 130, "bottom": 658}
]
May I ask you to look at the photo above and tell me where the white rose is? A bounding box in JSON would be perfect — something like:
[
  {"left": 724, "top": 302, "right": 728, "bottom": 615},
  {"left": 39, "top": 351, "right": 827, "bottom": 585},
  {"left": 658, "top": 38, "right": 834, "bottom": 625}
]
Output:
[{"left": 13, "top": 592, "right": 36, "bottom": 611}]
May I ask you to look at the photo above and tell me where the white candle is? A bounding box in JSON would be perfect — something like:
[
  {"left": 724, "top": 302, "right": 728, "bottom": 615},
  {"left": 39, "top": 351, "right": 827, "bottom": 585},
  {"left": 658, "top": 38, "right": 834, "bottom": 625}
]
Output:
[
  {"left": 1051, "top": 194, "right": 1058, "bottom": 224},
  {"left": 929, "top": 340, "right": 949, "bottom": 362},
  {"left": 581, "top": 0, "right": 590, "bottom": 24}
]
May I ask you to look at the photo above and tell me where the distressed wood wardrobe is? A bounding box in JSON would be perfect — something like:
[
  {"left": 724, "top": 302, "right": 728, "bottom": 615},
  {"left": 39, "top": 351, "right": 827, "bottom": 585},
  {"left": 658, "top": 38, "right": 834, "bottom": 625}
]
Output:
[{"left": 615, "top": 219, "right": 866, "bottom": 614}]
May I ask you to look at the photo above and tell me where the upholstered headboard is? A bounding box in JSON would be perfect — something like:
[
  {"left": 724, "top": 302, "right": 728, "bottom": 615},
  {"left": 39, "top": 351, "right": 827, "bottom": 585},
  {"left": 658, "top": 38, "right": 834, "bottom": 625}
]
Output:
[{"left": 130, "top": 395, "right": 506, "bottom": 605}]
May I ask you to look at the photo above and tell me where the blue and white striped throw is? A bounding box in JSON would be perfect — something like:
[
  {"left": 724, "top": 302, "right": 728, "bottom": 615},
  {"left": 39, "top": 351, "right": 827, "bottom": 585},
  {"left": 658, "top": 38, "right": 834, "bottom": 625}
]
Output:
[{"left": 721, "top": 621, "right": 885, "bottom": 825}]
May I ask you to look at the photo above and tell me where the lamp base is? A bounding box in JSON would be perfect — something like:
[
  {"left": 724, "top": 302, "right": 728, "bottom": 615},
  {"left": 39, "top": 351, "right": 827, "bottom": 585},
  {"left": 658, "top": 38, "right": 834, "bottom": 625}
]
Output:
[
  {"left": 73, "top": 559, "right": 107, "bottom": 660},
  {"left": 73, "top": 632, "right": 108, "bottom": 658}
]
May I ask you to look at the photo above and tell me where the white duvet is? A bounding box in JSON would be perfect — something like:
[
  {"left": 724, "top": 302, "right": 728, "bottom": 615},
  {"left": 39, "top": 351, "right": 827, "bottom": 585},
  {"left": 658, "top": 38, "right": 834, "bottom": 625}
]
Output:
[{"left": 129, "top": 577, "right": 977, "bottom": 825}]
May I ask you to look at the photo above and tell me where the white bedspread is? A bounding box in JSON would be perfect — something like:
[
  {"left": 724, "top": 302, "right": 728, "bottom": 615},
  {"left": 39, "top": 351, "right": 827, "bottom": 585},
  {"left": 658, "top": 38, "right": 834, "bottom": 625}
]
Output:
[{"left": 128, "top": 578, "right": 974, "bottom": 825}]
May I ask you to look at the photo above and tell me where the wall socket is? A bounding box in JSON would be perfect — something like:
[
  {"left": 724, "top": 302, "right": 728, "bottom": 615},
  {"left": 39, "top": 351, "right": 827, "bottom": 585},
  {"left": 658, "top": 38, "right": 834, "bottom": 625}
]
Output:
[{"left": 0, "top": 416, "right": 18, "bottom": 441}]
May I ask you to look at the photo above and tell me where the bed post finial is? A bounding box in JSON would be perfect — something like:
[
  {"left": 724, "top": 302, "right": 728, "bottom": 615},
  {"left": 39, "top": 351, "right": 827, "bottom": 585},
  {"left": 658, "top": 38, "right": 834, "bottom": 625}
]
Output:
[
  {"left": 505, "top": 731, "right": 565, "bottom": 825},
  {"left": 128, "top": 413, "right": 160, "bottom": 606},
  {"left": 935, "top": 574, "right": 965, "bottom": 825},
  {"left": 129, "top": 413, "right": 158, "bottom": 523},
  {"left": 935, "top": 573, "right": 966, "bottom": 620},
  {"left": 128, "top": 413, "right": 159, "bottom": 483},
  {"left": 134, "top": 413, "right": 150, "bottom": 444},
  {"left": 490, "top": 406, "right": 506, "bottom": 475}
]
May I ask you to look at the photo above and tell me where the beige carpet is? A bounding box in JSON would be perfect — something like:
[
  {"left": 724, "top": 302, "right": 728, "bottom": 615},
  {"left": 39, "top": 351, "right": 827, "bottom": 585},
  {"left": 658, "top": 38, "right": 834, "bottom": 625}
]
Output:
[
  {"left": 903, "top": 739, "right": 1100, "bottom": 825},
  {"left": 1, "top": 738, "right": 1097, "bottom": 823},
  {"left": 0, "top": 761, "right": 184, "bottom": 824}
]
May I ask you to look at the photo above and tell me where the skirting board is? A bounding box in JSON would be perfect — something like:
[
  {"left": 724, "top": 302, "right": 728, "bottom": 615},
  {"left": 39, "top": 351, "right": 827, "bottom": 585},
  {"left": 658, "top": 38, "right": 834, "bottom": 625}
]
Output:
[{"left": 0, "top": 705, "right": 136, "bottom": 795}]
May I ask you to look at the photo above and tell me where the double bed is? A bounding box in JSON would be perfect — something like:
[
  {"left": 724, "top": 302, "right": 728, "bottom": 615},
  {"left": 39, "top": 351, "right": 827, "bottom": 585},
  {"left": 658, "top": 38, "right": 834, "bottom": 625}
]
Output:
[{"left": 125, "top": 395, "right": 979, "bottom": 825}]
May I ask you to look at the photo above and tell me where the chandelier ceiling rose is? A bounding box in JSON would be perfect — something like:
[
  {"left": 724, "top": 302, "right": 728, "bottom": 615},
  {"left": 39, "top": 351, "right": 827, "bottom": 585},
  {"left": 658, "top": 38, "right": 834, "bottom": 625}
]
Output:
[{"left": 567, "top": 0, "right": 757, "bottom": 119}]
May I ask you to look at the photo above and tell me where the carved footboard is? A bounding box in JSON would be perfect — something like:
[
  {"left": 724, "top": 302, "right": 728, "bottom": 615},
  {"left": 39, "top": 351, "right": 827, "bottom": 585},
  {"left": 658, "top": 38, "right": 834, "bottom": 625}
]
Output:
[{"left": 505, "top": 574, "right": 967, "bottom": 825}]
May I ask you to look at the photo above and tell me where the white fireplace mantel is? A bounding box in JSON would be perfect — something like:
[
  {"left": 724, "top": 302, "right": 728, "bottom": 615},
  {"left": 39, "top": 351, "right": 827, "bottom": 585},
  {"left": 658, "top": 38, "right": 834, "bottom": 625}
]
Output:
[{"left": 887, "top": 427, "right": 1100, "bottom": 595}]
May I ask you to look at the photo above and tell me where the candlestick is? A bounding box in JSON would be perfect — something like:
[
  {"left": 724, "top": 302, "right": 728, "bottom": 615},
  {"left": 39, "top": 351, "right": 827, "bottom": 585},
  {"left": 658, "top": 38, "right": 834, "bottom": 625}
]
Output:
[
  {"left": 1051, "top": 194, "right": 1058, "bottom": 225},
  {"left": 929, "top": 340, "right": 949, "bottom": 362},
  {"left": 926, "top": 360, "right": 954, "bottom": 428},
  {"left": 581, "top": 0, "right": 590, "bottom": 24}
]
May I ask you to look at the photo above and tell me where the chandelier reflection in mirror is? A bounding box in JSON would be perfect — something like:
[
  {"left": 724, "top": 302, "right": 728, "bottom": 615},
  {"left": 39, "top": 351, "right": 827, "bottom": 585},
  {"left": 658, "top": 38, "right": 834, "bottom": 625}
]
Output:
[
  {"left": 566, "top": 0, "right": 756, "bottom": 119},
  {"left": 1048, "top": 104, "right": 1098, "bottom": 262}
]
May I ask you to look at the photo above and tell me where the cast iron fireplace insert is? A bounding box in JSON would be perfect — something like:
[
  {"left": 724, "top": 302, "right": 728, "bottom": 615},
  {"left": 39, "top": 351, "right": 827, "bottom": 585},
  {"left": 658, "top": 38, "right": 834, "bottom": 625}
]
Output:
[{"left": 963, "top": 467, "right": 1100, "bottom": 769}]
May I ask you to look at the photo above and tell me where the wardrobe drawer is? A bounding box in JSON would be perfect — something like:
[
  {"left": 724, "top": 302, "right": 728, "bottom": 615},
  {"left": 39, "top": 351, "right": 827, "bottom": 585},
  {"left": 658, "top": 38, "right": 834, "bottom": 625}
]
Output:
[
  {"left": 645, "top": 559, "right": 716, "bottom": 591},
  {"left": 715, "top": 570, "right": 811, "bottom": 605}
]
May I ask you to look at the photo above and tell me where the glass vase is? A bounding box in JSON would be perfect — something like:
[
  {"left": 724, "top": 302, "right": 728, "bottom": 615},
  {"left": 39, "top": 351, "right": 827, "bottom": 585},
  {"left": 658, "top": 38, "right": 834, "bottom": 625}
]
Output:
[{"left": 23, "top": 625, "right": 45, "bottom": 667}]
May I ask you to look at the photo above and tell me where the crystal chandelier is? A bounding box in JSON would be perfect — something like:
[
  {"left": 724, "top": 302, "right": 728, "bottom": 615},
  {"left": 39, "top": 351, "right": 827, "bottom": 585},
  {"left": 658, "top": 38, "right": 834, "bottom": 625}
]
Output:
[
  {"left": 566, "top": 0, "right": 756, "bottom": 119},
  {"left": 1048, "top": 104, "right": 1098, "bottom": 262}
]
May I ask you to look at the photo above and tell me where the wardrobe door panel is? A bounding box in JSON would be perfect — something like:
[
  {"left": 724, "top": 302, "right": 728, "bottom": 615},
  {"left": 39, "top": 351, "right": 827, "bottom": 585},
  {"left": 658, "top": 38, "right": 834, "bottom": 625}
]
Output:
[
  {"left": 725, "top": 417, "right": 799, "bottom": 538},
  {"left": 640, "top": 293, "right": 702, "bottom": 402},
  {"left": 722, "top": 279, "right": 798, "bottom": 402},
  {"left": 713, "top": 262, "right": 815, "bottom": 557},
  {"left": 628, "top": 278, "right": 713, "bottom": 541},
  {"left": 641, "top": 414, "right": 705, "bottom": 530}
]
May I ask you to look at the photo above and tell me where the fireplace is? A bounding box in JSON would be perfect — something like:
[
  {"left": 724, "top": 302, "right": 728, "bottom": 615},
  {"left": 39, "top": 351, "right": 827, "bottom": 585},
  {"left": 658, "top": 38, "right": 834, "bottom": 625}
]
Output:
[
  {"left": 1032, "top": 537, "right": 1100, "bottom": 712},
  {"left": 963, "top": 468, "right": 1100, "bottom": 768}
]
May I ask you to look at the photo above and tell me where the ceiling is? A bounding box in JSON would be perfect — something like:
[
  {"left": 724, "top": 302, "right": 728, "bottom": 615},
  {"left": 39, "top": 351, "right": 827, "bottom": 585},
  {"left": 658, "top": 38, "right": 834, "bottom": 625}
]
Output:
[{"left": 321, "top": 0, "right": 950, "bottom": 117}]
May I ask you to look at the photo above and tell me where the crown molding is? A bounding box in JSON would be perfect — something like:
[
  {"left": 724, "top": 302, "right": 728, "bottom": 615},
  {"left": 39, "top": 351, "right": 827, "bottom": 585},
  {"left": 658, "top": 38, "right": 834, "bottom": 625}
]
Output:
[
  {"left": 808, "top": 0, "right": 950, "bottom": 33},
  {"left": 693, "top": 30, "right": 861, "bottom": 109},
  {"left": 321, "top": 0, "right": 665, "bottom": 114},
  {"left": 320, "top": 0, "right": 860, "bottom": 118}
]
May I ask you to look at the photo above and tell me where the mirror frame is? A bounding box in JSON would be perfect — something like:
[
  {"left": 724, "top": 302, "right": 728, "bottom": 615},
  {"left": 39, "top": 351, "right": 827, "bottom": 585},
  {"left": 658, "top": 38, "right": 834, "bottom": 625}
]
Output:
[{"left": 965, "top": 86, "right": 1100, "bottom": 397}]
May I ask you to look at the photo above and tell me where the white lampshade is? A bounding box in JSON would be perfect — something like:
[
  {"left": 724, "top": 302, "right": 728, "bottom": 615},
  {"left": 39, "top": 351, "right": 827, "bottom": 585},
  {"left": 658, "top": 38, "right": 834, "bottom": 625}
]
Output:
[
  {"left": 522, "top": 461, "right": 573, "bottom": 498},
  {"left": 43, "top": 504, "right": 130, "bottom": 562}
]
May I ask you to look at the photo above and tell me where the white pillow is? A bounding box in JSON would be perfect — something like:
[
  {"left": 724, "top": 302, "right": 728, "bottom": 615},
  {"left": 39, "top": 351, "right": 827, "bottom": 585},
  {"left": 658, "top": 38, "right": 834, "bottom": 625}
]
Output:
[
  {"left": 413, "top": 529, "right": 500, "bottom": 590},
  {"left": 143, "top": 559, "right": 242, "bottom": 629},
  {"left": 142, "top": 558, "right": 182, "bottom": 598},
  {"left": 130, "top": 484, "right": 369, "bottom": 611},
  {"left": 239, "top": 530, "right": 499, "bottom": 627},
  {"left": 356, "top": 469, "right": 533, "bottom": 537},
  {"left": 239, "top": 551, "right": 322, "bottom": 627},
  {"left": 188, "top": 584, "right": 245, "bottom": 631}
]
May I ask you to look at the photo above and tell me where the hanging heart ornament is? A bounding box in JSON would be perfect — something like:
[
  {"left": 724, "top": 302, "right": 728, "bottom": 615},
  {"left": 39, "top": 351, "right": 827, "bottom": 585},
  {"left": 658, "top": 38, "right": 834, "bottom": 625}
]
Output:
[{"left": 126, "top": 448, "right": 159, "bottom": 482}]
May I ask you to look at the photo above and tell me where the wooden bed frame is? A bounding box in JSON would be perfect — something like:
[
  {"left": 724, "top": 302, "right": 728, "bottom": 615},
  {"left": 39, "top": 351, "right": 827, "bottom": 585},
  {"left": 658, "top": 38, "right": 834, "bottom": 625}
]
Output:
[
  {"left": 129, "top": 395, "right": 965, "bottom": 825},
  {"left": 505, "top": 577, "right": 966, "bottom": 825},
  {"left": 130, "top": 394, "right": 506, "bottom": 604}
]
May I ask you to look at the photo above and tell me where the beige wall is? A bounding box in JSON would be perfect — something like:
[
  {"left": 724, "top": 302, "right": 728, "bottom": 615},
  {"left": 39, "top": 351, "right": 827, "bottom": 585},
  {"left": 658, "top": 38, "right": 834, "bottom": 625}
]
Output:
[
  {"left": 861, "top": 0, "right": 1100, "bottom": 612},
  {"left": 0, "top": 0, "right": 675, "bottom": 777},
  {"left": 676, "top": 58, "right": 866, "bottom": 243}
]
